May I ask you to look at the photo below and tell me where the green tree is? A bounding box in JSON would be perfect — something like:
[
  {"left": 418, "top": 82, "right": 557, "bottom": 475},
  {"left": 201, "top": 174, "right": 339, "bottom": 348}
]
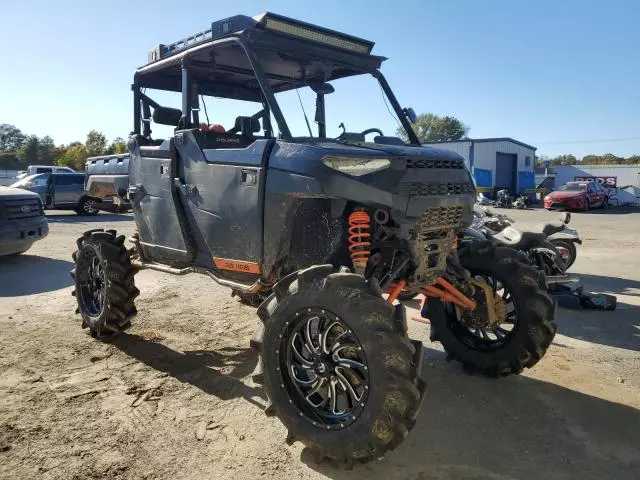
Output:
[
  {"left": 550, "top": 154, "right": 578, "bottom": 166},
  {"left": 37, "top": 135, "right": 56, "bottom": 165},
  {"left": 106, "top": 137, "right": 127, "bottom": 154},
  {"left": 85, "top": 130, "right": 107, "bottom": 157},
  {"left": 0, "top": 124, "right": 26, "bottom": 152},
  {"left": 397, "top": 113, "right": 469, "bottom": 143},
  {"left": 61, "top": 143, "right": 89, "bottom": 170},
  {"left": 17, "top": 135, "right": 40, "bottom": 166}
]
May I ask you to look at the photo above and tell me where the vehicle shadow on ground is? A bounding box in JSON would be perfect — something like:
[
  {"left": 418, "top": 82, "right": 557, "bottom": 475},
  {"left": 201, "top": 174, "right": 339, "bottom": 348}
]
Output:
[
  {"left": 577, "top": 207, "right": 640, "bottom": 215},
  {"left": 555, "top": 302, "right": 640, "bottom": 352},
  {"left": 575, "top": 273, "right": 640, "bottom": 297},
  {"left": 0, "top": 255, "right": 73, "bottom": 296},
  {"left": 109, "top": 333, "right": 266, "bottom": 408},
  {"left": 303, "top": 348, "right": 640, "bottom": 480},
  {"left": 45, "top": 213, "right": 133, "bottom": 223},
  {"left": 551, "top": 273, "right": 640, "bottom": 351}
]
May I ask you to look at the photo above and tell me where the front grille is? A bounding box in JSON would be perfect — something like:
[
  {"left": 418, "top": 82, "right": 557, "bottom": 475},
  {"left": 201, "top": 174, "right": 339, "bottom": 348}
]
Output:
[
  {"left": 415, "top": 206, "right": 465, "bottom": 232},
  {"left": 409, "top": 206, "right": 466, "bottom": 283},
  {"left": 406, "top": 158, "right": 464, "bottom": 169},
  {"left": 397, "top": 182, "right": 475, "bottom": 197},
  {"left": 2, "top": 198, "right": 43, "bottom": 220}
]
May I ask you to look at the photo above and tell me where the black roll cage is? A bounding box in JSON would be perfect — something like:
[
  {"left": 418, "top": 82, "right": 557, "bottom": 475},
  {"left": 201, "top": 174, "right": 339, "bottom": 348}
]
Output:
[{"left": 131, "top": 35, "right": 420, "bottom": 145}]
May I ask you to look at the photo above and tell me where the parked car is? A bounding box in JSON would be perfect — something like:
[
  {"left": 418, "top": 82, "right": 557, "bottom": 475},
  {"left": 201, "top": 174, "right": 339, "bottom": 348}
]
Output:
[
  {"left": 10, "top": 173, "right": 102, "bottom": 215},
  {"left": 0, "top": 186, "right": 48, "bottom": 256},
  {"left": 15, "top": 165, "right": 76, "bottom": 179},
  {"left": 544, "top": 181, "right": 608, "bottom": 211}
]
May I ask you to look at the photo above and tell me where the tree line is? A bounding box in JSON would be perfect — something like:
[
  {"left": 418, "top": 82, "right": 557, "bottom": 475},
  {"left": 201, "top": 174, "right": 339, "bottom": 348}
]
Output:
[
  {"left": 3, "top": 118, "right": 638, "bottom": 171},
  {"left": 0, "top": 123, "right": 126, "bottom": 171},
  {"left": 536, "top": 153, "right": 640, "bottom": 167}
]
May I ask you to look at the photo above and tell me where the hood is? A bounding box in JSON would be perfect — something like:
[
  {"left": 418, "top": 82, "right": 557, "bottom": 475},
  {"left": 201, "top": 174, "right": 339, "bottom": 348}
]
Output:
[
  {"left": 548, "top": 190, "right": 585, "bottom": 200},
  {"left": 0, "top": 185, "right": 42, "bottom": 201},
  {"left": 310, "top": 140, "right": 466, "bottom": 162}
]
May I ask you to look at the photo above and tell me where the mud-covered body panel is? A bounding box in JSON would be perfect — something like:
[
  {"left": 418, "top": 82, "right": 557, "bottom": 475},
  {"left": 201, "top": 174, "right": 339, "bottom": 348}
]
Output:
[
  {"left": 128, "top": 132, "right": 475, "bottom": 284},
  {"left": 261, "top": 140, "right": 475, "bottom": 278}
]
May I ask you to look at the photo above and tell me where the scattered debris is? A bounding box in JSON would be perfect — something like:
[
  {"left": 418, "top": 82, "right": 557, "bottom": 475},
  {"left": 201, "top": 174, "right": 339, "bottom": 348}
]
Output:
[
  {"left": 196, "top": 421, "right": 207, "bottom": 441},
  {"left": 174, "top": 408, "right": 187, "bottom": 424}
]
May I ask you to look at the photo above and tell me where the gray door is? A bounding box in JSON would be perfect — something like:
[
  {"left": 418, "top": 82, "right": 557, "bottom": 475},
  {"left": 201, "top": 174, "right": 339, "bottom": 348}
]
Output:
[
  {"left": 175, "top": 130, "right": 268, "bottom": 272},
  {"left": 128, "top": 137, "right": 191, "bottom": 265},
  {"left": 495, "top": 152, "right": 517, "bottom": 193},
  {"left": 53, "top": 175, "right": 85, "bottom": 206},
  {"left": 27, "top": 175, "right": 51, "bottom": 206}
]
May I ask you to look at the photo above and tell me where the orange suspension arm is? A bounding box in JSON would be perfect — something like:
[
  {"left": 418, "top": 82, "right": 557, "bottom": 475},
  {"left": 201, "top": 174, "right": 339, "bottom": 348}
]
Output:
[
  {"left": 422, "top": 277, "right": 476, "bottom": 310},
  {"left": 386, "top": 280, "right": 406, "bottom": 303}
]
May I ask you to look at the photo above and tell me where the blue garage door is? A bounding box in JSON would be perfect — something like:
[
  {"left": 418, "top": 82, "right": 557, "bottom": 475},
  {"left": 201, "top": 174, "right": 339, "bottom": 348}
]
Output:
[{"left": 495, "top": 152, "right": 517, "bottom": 194}]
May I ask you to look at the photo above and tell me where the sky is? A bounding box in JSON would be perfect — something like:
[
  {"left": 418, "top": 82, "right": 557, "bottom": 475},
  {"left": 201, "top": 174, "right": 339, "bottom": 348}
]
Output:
[{"left": 1, "top": 0, "right": 639, "bottom": 158}]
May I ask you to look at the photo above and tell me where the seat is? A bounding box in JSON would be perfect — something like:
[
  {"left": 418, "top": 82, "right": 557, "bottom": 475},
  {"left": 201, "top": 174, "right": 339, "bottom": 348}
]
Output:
[
  {"left": 540, "top": 221, "right": 565, "bottom": 236},
  {"left": 491, "top": 227, "right": 548, "bottom": 250},
  {"left": 230, "top": 116, "right": 261, "bottom": 137}
]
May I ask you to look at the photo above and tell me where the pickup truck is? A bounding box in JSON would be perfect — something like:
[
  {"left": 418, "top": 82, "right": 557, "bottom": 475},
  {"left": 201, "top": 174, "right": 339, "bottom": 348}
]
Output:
[{"left": 0, "top": 186, "right": 48, "bottom": 256}]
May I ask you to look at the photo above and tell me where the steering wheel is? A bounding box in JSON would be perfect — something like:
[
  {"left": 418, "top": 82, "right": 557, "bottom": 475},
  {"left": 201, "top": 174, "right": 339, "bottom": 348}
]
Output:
[{"left": 360, "top": 128, "right": 384, "bottom": 138}]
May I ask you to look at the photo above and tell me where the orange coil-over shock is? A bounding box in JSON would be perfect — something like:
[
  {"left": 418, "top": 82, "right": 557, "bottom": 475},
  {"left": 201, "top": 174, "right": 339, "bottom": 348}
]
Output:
[{"left": 348, "top": 210, "right": 371, "bottom": 274}]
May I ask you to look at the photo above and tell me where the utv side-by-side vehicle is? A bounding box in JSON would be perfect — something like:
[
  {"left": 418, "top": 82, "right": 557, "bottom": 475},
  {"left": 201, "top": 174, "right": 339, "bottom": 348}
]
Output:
[{"left": 71, "top": 13, "right": 556, "bottom": 464}]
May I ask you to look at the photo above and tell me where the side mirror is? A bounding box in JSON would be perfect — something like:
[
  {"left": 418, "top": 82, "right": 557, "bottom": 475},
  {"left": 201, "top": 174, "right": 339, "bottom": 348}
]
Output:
[
  {"left": 152, "top": 106, "right": 182, "bottom": 126},
  {"left": 403, "top": 107, "right": 417, "bottom": 124},
  {"left": 561, "top": 212, "right": 571, "bottom": 224}
]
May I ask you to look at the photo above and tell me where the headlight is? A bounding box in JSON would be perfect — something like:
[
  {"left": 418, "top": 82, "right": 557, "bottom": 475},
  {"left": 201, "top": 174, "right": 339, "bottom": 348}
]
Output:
[
  {"left": 322, "top": 156, "right": 391, "bottom": 177},
  {"left": 544, "top": 196, "right": 550, "bottom": 201}
]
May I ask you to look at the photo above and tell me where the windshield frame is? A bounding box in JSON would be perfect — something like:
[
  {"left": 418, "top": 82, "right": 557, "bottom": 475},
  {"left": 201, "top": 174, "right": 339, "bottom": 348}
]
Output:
[
  {"left": 558, "top": 183, "right": 587, "bottom": 192},
  {"left": 133, "top": 35, "right": 420, "bottom": 145}
]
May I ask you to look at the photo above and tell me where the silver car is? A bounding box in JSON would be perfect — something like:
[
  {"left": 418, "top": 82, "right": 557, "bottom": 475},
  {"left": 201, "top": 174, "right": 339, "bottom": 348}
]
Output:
[{"left": 10, "top": 173, "right": 100, "bottom": 215}]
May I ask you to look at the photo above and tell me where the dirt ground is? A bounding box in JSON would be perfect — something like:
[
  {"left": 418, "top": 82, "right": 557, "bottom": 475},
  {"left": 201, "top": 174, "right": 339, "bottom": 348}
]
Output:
[{"left": 1, "top": 208, "right": 639, "bottom": 480}]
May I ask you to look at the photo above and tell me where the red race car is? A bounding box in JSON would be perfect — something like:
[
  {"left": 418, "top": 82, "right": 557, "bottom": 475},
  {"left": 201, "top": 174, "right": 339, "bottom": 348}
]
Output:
[{"left": 544, "top": 181, "right": 608, "bottom": 211}]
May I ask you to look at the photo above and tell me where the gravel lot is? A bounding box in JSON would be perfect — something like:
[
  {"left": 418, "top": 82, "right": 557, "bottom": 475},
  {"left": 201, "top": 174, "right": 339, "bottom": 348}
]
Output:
[{"left": 1, "top": 207, "right": 638, "bottom": 480}]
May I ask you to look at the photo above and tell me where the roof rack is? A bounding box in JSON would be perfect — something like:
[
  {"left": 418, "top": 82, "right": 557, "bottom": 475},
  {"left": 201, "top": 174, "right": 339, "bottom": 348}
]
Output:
[{"left": 147, "top": 12, "right": 375, "bottom": 64}]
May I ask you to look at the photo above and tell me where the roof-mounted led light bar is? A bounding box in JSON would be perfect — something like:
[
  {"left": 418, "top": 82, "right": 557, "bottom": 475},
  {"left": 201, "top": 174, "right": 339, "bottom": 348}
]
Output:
[
  {"left": 147, "top": 12, "right": 375, "bottom": 64},
  {"left": 256, "top": 13, "right": 374, "bottom": 55}
]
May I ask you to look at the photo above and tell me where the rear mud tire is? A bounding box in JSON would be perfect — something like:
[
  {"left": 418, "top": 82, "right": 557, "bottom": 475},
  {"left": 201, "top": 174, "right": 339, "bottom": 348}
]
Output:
[
  {"left": 427, "top": 242, "right": 556, "bottom": 377},
  {"left": 71, "top": 229, "right": 139, "bottom": 339},
  {"left": 252, "top": 265, "right": 425, "bottom": 464}
]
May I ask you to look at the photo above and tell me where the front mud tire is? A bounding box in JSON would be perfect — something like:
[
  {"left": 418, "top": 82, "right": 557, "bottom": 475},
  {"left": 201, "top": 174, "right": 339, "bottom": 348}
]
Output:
[
  {"left": 427, "top": 242, "right": 556, "bottom": 377},
  {"left": 252, "top": 265, "right": 425, "bottom": 464},
  {"left": 71, "top": 229, "right": 139, "bottom": 339}
]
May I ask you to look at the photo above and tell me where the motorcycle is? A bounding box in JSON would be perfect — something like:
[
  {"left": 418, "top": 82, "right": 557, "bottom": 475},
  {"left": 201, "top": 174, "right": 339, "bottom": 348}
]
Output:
[
  {"left": 475, "top": 208, "right": 581, "bottom": 269},
  {"left": 495, "top": 189, "right": 512, "bottom": 208},
  {"left": 466, "top": 214, "right": 571, "bottom": 283},
  {"left": 467, "top": 209, "right": 615, "bottom": 310}
]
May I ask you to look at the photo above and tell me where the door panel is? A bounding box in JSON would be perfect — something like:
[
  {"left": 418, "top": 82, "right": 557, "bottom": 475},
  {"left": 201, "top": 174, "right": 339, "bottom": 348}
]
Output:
[
  {"left": 128, "top": 136, "right": 191, "bottom": 265},
  {"left": 495, "top": 153, "right": 517, "bottom": 193},
  {"left": 174, "top": 130, "right": 268, "bottom": 271},
  {"left": 52, "top": 176, "right": 84, "bottom": 205}
]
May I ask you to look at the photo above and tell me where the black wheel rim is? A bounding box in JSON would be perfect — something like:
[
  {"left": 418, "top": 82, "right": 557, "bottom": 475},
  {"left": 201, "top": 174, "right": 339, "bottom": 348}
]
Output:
[
  {"left": 78, "top": 249, "right": 106, "bottom": 316},
  {"left": 450, "top": 274, "right": 518, "bottom": 351},
  {"left": 84, "top": 200, "right": 96, "bottom": 213},
  {"left": 278, "top": 308, "right": 369, "bottom": 430}
]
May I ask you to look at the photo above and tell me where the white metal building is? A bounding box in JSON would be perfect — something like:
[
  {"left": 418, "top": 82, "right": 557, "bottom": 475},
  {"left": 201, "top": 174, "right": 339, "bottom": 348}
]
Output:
[
  {"left": 555, "top": 164, "right": 640, "bottom": 206},
  {"left": 423, "top": 138, "right": 536, "bottom": 194}
]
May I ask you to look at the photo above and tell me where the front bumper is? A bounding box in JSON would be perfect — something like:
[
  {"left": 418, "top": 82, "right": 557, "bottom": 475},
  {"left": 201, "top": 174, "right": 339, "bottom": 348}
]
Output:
[
  {"left": 545, "top": 198, "right": 585, "bottom": 210},
  {"left": 0, "top": 216, "right": 49, "bottom": 255}
]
